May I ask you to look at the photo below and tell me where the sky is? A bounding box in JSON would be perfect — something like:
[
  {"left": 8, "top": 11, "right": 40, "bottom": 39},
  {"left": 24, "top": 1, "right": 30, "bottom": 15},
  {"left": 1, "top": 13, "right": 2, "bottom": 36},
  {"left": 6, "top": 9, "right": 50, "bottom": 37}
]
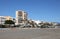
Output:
[{"left": 0, "top": 0, "right": 60, "bottom": 22}]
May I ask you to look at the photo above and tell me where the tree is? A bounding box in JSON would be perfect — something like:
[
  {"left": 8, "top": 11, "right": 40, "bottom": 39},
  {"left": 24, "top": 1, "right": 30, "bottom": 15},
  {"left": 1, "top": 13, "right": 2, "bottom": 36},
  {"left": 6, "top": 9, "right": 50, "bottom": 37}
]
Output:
[
  {"left": 30, "top": 21, "right": 35, "bottom": 28},
  {"left": 40, "top": 23, "right": 49, "bottom": 28},
  {"left": 4, "top": 20, "right": 15, "bottom": 27}
]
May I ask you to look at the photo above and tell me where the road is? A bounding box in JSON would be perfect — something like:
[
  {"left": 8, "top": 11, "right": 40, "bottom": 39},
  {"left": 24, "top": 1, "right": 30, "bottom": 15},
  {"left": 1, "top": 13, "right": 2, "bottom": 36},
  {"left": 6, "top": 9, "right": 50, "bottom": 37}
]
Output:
[{"left": 0, "top": 28, "right": 60, "bottom": 39}]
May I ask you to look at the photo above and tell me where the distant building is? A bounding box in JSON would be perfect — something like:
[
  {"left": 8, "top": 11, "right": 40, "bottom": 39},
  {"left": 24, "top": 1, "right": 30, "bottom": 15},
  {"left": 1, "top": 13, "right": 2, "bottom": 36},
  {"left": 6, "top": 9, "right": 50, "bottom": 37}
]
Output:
[
  {"left": 34, "top": 20, "right": 41, "bottom": 24},
  {"left": 16, "top": 10, "right": 27, "bottom": 25},
  {"left": 0, "top": 16, "right": 15, "bottom": 25}
]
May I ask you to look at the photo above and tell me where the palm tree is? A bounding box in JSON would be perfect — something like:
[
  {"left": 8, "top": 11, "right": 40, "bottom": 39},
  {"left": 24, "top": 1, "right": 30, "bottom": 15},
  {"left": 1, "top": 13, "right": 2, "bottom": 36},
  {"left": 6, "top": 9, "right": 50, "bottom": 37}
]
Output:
[
  {"left": 4, "top": 20, "right": 15, "bottom": 27},
  {"left": 30, "top": 21, "right": 35, "bottom": 28}
]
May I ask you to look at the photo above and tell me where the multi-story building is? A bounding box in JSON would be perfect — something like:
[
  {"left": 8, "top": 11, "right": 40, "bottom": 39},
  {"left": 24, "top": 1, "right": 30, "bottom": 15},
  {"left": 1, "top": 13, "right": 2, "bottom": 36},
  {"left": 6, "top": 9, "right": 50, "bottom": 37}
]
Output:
[
  {"left": 0, "top": 16, "right": 6, "bottom": 25},
  {"left": 16, "top": 10, "right": 27, "bottom": 25},
  {"left": 0, "top": 16, "right": 15, "bottom": 25}
]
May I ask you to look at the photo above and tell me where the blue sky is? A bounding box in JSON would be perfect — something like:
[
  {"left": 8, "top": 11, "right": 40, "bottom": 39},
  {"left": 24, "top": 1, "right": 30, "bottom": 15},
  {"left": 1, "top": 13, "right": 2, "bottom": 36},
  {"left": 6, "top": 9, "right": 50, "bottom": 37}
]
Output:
[{"left": 0, "top": 0, "right": 60, "bottom": 22}]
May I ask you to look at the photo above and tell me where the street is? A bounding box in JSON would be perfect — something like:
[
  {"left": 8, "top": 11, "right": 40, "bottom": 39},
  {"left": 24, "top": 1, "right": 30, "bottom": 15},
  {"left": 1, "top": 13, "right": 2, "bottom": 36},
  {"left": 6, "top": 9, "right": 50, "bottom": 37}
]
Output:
[{"left": 0, "top": 28, "right": 60, "bottom": 39}]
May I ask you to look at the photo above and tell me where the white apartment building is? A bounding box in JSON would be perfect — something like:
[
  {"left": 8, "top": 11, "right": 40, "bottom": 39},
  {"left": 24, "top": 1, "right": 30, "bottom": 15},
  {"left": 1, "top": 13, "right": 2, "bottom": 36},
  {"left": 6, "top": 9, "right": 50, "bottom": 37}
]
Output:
[
  {"left": 0, "top": 16, "right": 15, "bottom": 25},
  {"left": 16, "top": 10, "right": 27, "bottom": 25},
  {"left": 0, "top": 16, "right": 6, "bottom": 25}
]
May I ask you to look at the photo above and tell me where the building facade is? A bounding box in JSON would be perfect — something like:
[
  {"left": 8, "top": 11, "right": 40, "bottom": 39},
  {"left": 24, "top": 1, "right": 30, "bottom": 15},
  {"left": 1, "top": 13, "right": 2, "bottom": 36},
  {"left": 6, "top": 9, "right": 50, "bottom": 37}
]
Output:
[{"left": 16, "top": 10, "right": 27, "bottom": 25}]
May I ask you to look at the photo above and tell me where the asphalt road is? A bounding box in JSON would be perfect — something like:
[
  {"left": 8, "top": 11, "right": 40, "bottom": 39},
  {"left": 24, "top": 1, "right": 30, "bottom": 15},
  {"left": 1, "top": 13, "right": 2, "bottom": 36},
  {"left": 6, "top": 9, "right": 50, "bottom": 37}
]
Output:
[{"left": 0, "top": 28, "right": 60, "bottom": 39}]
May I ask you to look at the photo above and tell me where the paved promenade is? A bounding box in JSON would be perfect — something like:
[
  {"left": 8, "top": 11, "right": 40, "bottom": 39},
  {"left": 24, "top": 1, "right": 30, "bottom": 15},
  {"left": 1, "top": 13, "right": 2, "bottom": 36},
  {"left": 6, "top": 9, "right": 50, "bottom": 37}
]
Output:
[{"left": 0, "top": 28, "right": 60, "bottom": 39}]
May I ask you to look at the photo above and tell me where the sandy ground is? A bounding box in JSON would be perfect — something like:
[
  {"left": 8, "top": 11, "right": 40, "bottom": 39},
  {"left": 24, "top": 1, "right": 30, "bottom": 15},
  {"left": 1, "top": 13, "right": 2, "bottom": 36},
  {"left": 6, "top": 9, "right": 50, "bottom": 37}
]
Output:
[{"left": 0, "top": 28, "right": 60, "bottom": 39}]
